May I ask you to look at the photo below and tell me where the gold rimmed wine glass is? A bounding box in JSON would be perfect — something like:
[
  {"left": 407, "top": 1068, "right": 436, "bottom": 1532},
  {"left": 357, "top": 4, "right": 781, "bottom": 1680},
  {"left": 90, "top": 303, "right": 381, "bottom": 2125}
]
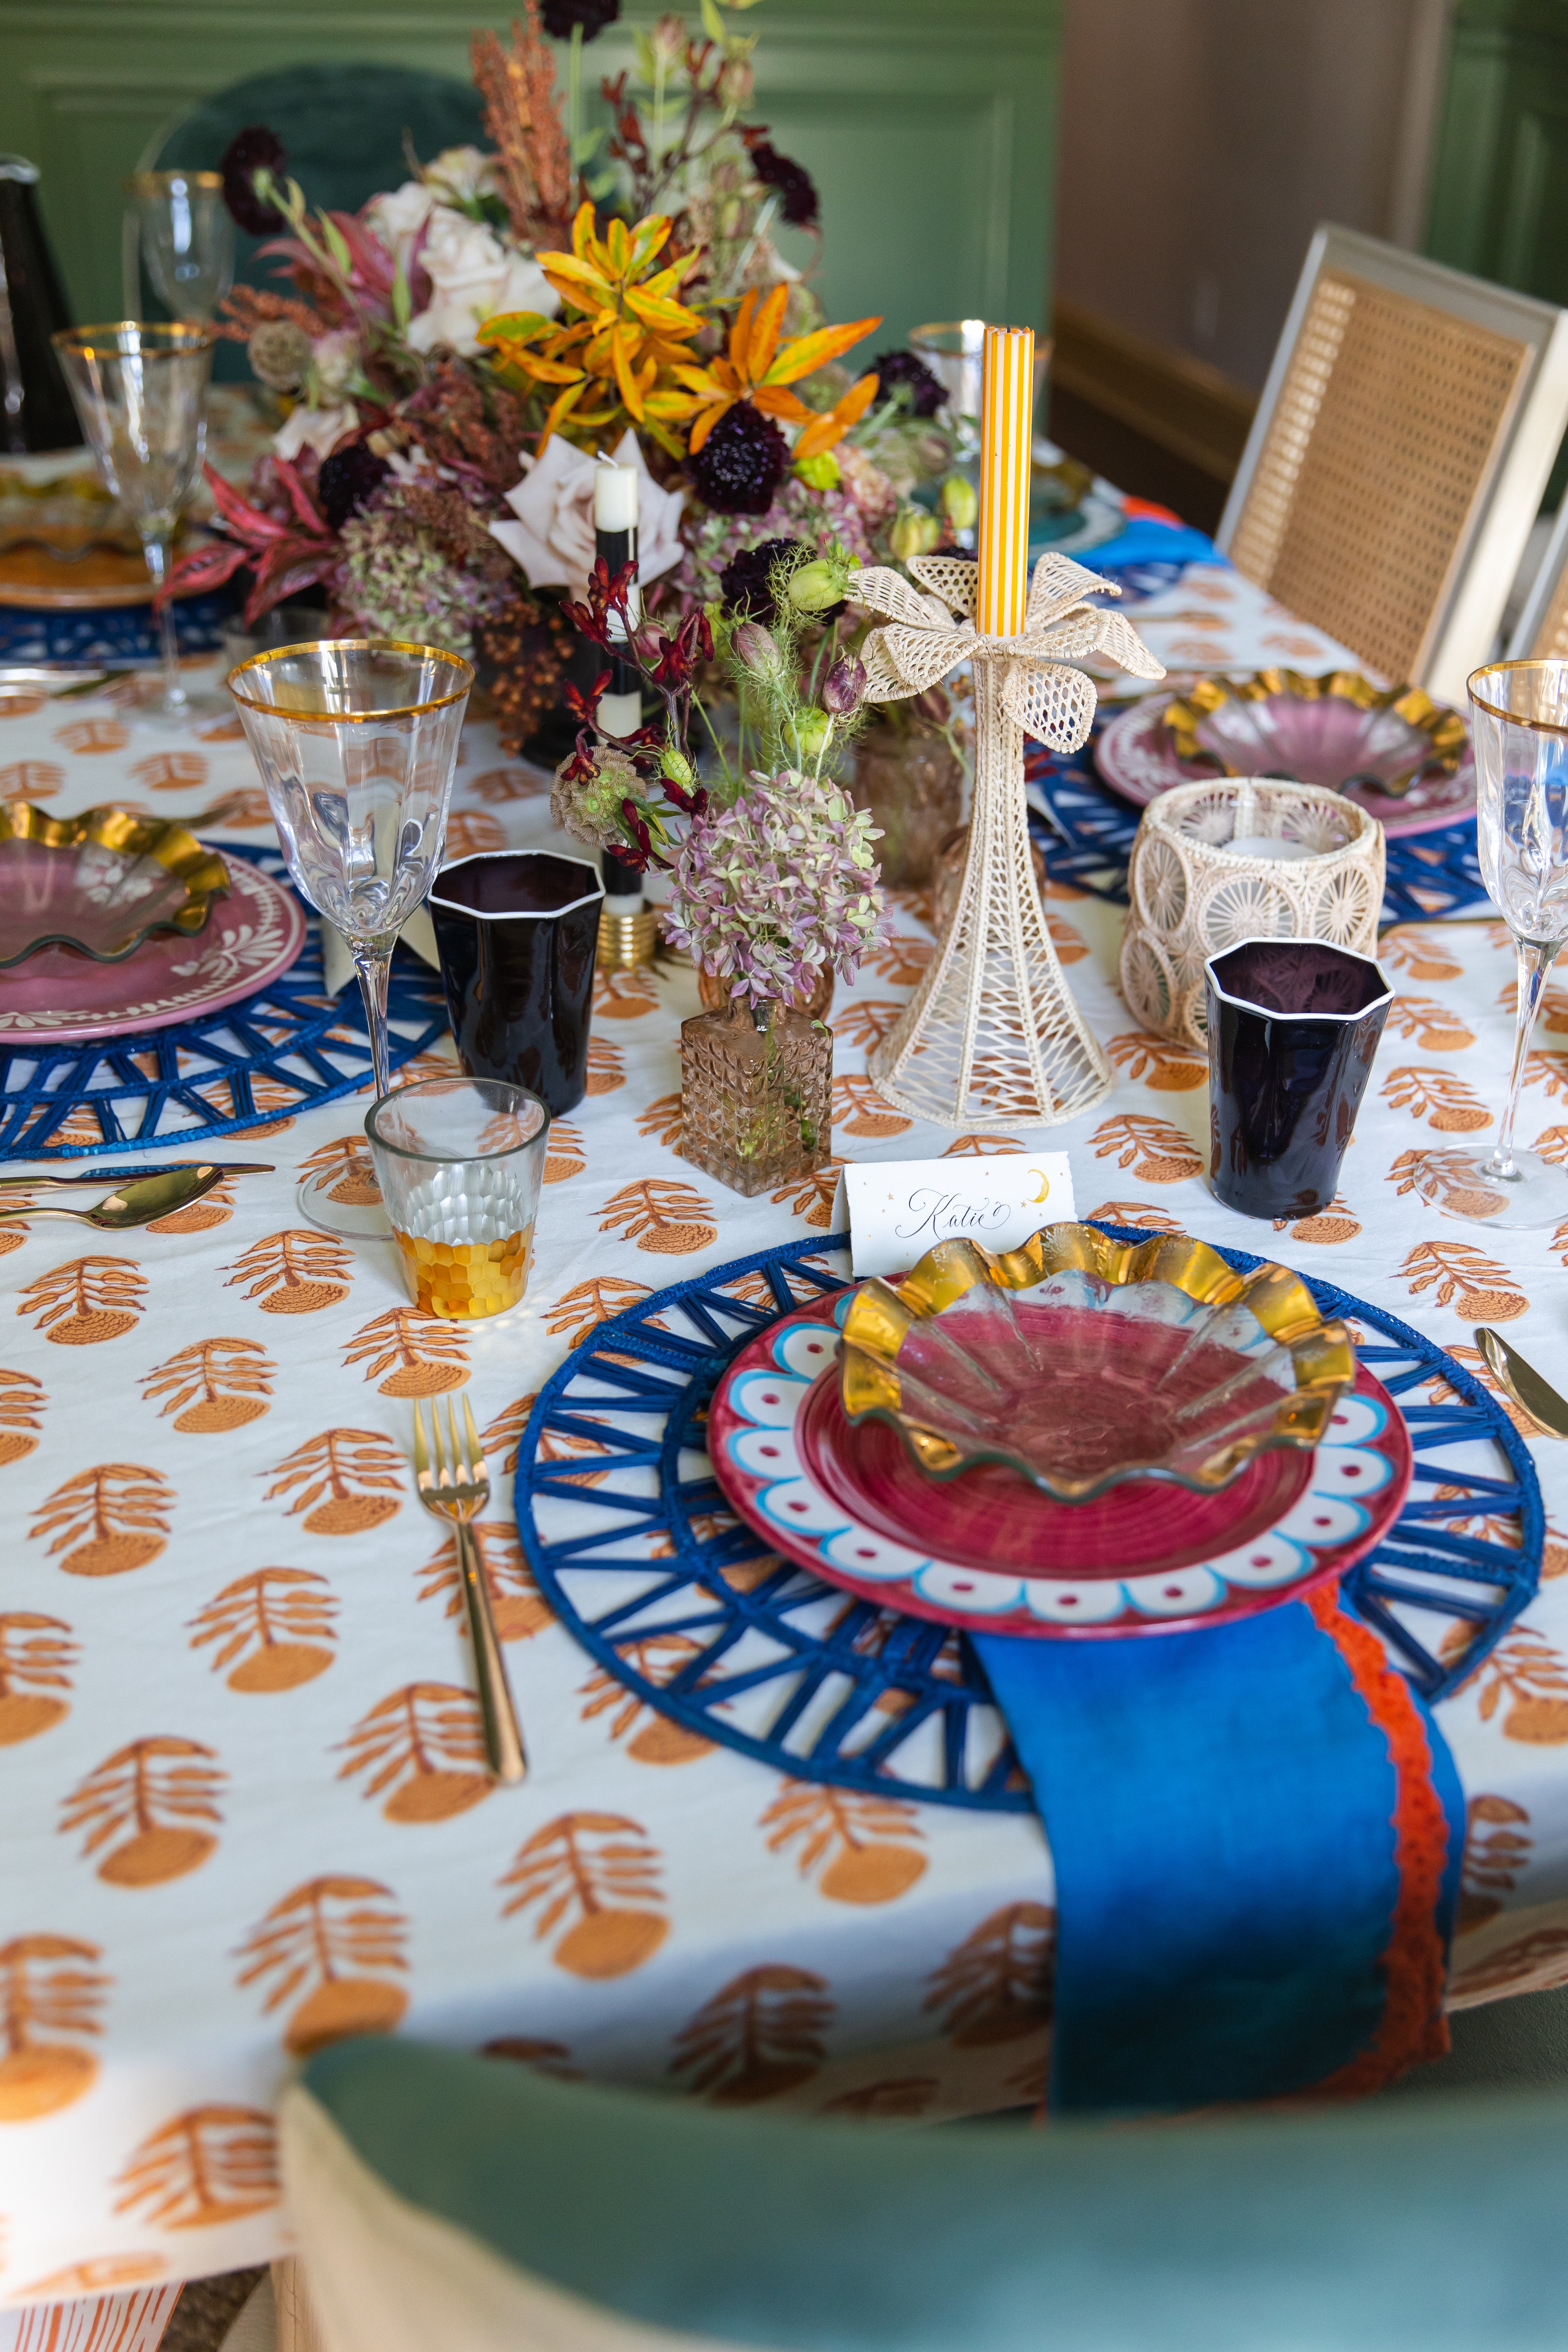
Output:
[
  {"left": 227, "top": 639, "right": 474, "bottom": 1237},
  {"left": 52, "top": 321, "right": 224, "bottom": 725},
  {"left": 1411, "top": 658, "right": 1568, "bottom": 1227},
  {"left": 123, "top": 171, "right": 235, "bottom": 325}
]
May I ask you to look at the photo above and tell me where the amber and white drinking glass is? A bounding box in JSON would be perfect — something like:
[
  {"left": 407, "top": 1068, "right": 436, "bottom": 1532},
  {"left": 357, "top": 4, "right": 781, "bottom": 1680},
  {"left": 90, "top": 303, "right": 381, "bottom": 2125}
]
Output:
[
  {"left": 228, "top": 639, "right": 474, "bottom": 1235},
  {"left": 365, "top": 1077, "right": 548, "bottom": 1319}
]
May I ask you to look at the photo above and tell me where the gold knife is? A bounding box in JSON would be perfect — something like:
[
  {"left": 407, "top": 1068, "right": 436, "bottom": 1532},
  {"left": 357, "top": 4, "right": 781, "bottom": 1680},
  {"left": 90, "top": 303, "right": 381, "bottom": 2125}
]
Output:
[
  {"left": 1474, "top": 1326, "right": 1568, "bottom": 1439},
  {"left": 0, "top": 1161, "right": 276, "bottom": 1189}
]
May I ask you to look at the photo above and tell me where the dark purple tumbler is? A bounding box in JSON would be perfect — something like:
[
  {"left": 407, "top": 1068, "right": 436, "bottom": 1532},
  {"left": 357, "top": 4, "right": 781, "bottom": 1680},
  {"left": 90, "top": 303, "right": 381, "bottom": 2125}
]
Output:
[
  {"left": 428, "top": 851, "right": 603, "bottom": 1116},
  {"left": 1205, "top": 937, "right": 1392, "bottom": 1220}
]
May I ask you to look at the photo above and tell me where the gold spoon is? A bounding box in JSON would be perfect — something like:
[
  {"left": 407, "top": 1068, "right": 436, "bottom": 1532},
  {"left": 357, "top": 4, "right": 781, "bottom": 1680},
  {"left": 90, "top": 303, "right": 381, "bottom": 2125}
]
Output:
[{"left": 0, "top": 1166, "right": 224, "bottom": 1231}]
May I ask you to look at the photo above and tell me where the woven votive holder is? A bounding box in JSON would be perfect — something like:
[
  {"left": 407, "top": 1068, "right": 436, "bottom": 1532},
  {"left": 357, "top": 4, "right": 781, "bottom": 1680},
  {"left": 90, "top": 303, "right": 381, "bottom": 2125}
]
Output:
[{"left": 1118, "top": 777, "right": 1385, "bottom": 1047}]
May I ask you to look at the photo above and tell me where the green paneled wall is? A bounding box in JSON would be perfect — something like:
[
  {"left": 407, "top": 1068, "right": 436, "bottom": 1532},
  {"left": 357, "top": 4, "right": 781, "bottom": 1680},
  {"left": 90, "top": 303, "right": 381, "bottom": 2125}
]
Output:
[
  {"left": 1427, "top": 0, "right": 1568, "bottom": 297},
  {"left": 0, "top": 0, "right": 1060, "bottom": 356}
]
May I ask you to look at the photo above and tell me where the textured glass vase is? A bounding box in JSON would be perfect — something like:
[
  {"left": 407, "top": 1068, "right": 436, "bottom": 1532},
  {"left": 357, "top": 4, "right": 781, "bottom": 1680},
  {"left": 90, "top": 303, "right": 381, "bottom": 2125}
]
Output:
[
  {"left": 851, "top": 717, "right": 964, "bottom": 887},
  {"left": 679, "top": 1003, "right": 832, "bottom": 1196}
]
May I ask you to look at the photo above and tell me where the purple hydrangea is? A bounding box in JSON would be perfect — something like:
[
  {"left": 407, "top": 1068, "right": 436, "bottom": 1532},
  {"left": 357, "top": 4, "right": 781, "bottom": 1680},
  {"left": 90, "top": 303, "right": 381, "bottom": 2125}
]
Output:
[{"left": 664, "top": 769, "right": 886, "bottom": 1011}]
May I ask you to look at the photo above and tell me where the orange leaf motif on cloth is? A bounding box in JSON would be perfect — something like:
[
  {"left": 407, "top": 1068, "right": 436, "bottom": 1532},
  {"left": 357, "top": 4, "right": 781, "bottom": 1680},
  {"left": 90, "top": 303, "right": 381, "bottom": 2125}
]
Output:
[
  {"left": 30, "top": 1463, "right": 174, "bottom": 1577},
  {"left": 1451, "top": 1929, "right": 1568, "bottom": 2002},
  {"left": 234, "top": 1876, "right": 409, "bottom": 2055},
  {"left": 866, "top": 933, "right": 933, "bottom": 988},
  {"left": 1400, "top": 1240, "right": 1527, "bottom": 1322},
  {"left": 759, "top": 1781, "right": 925, "bottom": 1903},
  {"left": 337, "top": 1683, "right": 491, "bottom": 1821},
  {"left": 771, "top": 1161, "right": 846, "bottom": 1229},
  {"left": 577, "top": 1633, "right": 715, "bottom": 1764},
  {"left": 140, "top": 1337, "right": 274, "bottom": 1432},
  {"left": 1452, "top": 1629, "right": 1568, "bottom": 1743},
  {"left": 0, "top": 1365, "right": 45, "bottom": 1464},
  {"left": 670, "top": 1964, "right": 833, "bottom": 2102},
  {"left": 923, "top": 1902, "right": 1057, "bottom": 2043},
  {"left": 469, "top": 766, "right": 544, "bottom": 803},
  {"left": 831, "top": 998, "right": 906, "bottom": 1053},
  {"left": 188, "top": 1568, "right": 337, "bottom": 1692},
  {"left": 1089, "top": 1113, "right": 1203, "bottom": 1182},
  {"left": 61, "top": 1737, "right": 224, "bottom": 1885},
  {"left": 586, "top": 1036, "right": 625, "bottom": 1093},
  {"left": 1085, "top": 1198, "right": 1186, "bottom": 1234},
  {"left": 1457, "top": 1795, "right": 1531, "bottom": 1934},
  {"left": 263, "top": 1429, "right": 403, "bottom": 1534},
  {"left": 342, "top": 1308, "right": 469, "bottom": 1397},
  {"left": 0, "top": 1612, "right": 76, "bottom": 1746},
  {"left": 499, "top": 1813, "right": 668, "bottom": 1977},
  {"left": 544, "top": 1276, "right": 651, "bottom": 1348},
  {"left": 833, "top": 1073, "right": 909, "bottom": 1138},
  {"left": 18, "top": 1255, "right": 146, "bottom": 1345},
  {"left": 593, "top": 965, "right": 660, "bottom": 1020},
  {"left": 599, "top": 1177, "right": 717, "bottom": 1254},
  {"left": 818, "top": 2077, "right": 938, "bottom": 2119},
  {"left": 296, "top": 1137, "right": 383, "bottom": 1209},
  {"left": 1375, "top": 927, "right": 1465, "bottom": 983},
  {"left": 635, "top": 1093, "right": 683, "bottom": 1147},
  {"left": 55, "top": 717, "right": 129, "bottom": 756},
  {"left": 113, "top": 2106, "right": 278, "bottom": 2228},
  {"left": 130, "top": 750, "right": 207, "bottom": 791},
  {"left": 1105, "top": 1031, "right": 1207, "bottom": 1091},
  {"left": 1380, "top": 1066, "right": 1491, "bottom": 1131},
  {"left": 416, "top": 1520, "right": 554, "bottom": 1641},
  {"left": 1385, "top": 995, "right": 1475, "bottom": 1050},
  {"left": 1274, "top": 1195, "right": 1362, "bottom": 1245},
  {"left": 0, "top": 1934, "right": 107, "bottom": 2120},
  {"left": 0, "top": 760, "right": 63, "bottom": 800},
  {"left": 544, "top": 1120, "right": 586, "bottom": 1182},
  {"left": 225, "top": 1229, "right": 352, "bottom": 1314}
]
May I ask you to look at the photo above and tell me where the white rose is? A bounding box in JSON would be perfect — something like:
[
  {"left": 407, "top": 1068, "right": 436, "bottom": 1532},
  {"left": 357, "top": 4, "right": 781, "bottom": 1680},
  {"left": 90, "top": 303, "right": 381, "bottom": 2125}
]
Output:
[
  {"left": 363, "top": 179, "right": 436, "bottom": 275},
  {"left": 310, "top": 328, "right": 361, "bottom": 402},
  {"left": 271, "top": 403, "right": 356, "bottom": 464},
  {"left": 424, "top": 145, "right": 497, "bottom": 205},
  {"left": 406, "top": 212, "right": 559, "bottom": 355},
  {"left": 490, "top": 429, "right": 687, "bottom": 598}
]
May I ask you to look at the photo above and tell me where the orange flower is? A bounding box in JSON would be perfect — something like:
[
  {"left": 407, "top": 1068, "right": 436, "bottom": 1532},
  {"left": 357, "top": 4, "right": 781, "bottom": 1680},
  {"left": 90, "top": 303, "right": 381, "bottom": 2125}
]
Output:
[
  {"left": 479, "top": 202, "right": 707, "bottom": 455},
  {"left": 675, "top": 284, "right": 882, "bottom": 459}
]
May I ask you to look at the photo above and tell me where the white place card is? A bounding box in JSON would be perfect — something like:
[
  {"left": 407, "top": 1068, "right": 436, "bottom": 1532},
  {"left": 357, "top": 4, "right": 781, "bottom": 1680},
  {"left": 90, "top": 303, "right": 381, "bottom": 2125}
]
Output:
[{"left": 840, "top": 1153, "right": 1076, "bottom": 1278}]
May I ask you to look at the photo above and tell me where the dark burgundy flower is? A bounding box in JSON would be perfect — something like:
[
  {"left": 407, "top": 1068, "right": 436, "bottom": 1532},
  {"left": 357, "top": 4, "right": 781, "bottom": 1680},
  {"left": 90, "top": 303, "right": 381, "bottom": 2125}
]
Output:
[
  {"left": 719, "top": 536, "right": 806, "bottom": 622},
  {"left": 874, "top": 348, "right": 948, "bottom": 418},
  {"left": 749, "top": 142, "right": 818, "bottom": 230},
  {"left": 316, "top": 443, "right": 391, "bottom": 533},
  {"left": 220, "top": 126, "right": 288, "bottom": 237},
  {"left": 689, "top": 401, "right": 788, "bottom": 516},
  {"left": 542, "top": 0, "right": 619, "bottom": 34}
]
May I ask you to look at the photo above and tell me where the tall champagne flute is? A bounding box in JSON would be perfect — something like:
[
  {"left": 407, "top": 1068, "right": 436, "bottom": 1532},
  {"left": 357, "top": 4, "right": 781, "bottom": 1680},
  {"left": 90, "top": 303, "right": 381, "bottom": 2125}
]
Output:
[
  {"left": 52, "top": 322, "right": 222, "bottom": 723},
  {"left": 228, "top": 640, "right": 474, "bottom": 1237},
  {"left": 123, "top": 172, "right": 235, "bottom": 324},
  {"left": 1411, "top": 658, "right": 1568, "bottom": 1227}
]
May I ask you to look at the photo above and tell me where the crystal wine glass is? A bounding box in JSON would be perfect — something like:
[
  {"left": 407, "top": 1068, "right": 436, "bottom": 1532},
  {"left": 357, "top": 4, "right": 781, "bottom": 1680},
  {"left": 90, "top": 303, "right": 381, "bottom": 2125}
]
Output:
[
  {"left": 228, "top": 640, "right": 474, "bottom": 1237},
  {"left": 1411, "top": 658, "right": 1568, "bottom": 1227},
  {"left": 124, "top": 172, "right": 235, "bottom": 324},
  {"left": 52, "top": 322, "right": 222, "bottom": 724}
]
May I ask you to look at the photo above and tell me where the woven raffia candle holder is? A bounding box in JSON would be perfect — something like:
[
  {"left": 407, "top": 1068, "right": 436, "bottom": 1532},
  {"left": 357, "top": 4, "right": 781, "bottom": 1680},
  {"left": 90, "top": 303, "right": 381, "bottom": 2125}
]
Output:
[{"left": 1118, "top": 776, "right": 1385, "bottom": 1047}]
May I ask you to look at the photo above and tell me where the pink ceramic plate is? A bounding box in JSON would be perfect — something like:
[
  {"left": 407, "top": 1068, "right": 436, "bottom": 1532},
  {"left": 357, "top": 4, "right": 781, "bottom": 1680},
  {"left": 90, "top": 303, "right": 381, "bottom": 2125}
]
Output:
[
  {"left": 1095, "top": 691, "right": 1476, "bottom": 837},
  {"left": 0, "top": 858, "right": 306, "bottom": 1042},
  {"left": 708, "top": 1296, "right": 1412, "bottom": 1639}
]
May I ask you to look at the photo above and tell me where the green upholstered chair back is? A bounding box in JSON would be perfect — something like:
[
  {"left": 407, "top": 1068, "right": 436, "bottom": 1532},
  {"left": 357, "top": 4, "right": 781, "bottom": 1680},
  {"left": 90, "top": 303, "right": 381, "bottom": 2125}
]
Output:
[
  {"left": 285, "top": 2034, "right": 1568, "bottom": 2352},
  {"left": 148, "top": 64, "right": 485, "bottom": 378}
]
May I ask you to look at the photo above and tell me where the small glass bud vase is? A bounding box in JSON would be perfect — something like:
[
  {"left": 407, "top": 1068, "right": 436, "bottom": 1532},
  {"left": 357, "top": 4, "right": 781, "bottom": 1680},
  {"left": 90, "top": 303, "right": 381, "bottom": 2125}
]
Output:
[
  {"left": 851, "top": 716, "right": 964, "bottom": 886},
  {"left": 679, "top": 998, "right": 833, "bottom": 1197}
]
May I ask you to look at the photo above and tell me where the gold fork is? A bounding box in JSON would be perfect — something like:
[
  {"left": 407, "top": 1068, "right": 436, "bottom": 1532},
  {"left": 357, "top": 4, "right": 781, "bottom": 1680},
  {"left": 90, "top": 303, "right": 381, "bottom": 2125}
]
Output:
[{"left": 413, "top": 1397, "right": 527, "bottom": 1784}]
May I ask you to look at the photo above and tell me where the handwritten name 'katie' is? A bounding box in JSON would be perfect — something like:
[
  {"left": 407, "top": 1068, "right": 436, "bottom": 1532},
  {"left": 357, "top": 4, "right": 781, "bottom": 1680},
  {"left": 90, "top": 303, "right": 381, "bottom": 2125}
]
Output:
[{"left": 893, "top": 1170, "right": 1056, "bottom": 1245}]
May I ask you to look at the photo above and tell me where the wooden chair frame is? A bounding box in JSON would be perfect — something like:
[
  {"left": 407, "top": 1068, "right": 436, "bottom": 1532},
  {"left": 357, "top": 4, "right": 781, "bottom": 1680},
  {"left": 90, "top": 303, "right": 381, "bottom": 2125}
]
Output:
[{"left": 1217, "top": 224, "right": 1568, "bottom": 704}]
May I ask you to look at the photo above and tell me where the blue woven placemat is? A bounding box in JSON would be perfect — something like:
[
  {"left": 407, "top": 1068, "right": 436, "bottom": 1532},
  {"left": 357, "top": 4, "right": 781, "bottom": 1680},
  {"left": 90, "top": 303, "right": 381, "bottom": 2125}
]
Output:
[
  {"left": 0, "top": 845, "right": 448, "bottom": 1160},
  {"left": 0, "top": 585, "right": 238, "bottom": 666},
  {"left": 515, "top": 1228, "right": 1541, "bottom": 1812}
]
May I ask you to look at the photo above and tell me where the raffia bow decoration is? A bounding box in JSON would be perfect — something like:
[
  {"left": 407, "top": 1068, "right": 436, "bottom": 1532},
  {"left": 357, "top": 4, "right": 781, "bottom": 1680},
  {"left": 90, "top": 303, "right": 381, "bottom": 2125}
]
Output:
[
  {"left": 850, "top": 550, "right": 1166, "bottom": 749},
  {"left": 844, "top": 551, "right": 1165, "bottom": 1131}
]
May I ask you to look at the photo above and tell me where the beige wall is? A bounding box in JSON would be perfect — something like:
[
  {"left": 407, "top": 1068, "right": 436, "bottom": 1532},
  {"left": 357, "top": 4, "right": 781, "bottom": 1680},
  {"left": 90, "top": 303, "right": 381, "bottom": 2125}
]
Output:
[{"left": 1055, "top": 0, "right": 1452, "bottom": 390}]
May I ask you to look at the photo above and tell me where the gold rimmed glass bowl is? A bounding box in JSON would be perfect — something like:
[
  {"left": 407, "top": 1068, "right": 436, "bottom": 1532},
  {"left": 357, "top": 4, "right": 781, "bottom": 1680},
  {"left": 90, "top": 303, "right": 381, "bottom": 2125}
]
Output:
[
  {"left": 0, "top": 803, "right": 229, "bottom": 966},
  {"left": 838, "top": 1222, "right": 1354, "bottom": 1503},
  {"left": 1162, "top": 668, "right": 1468, "bottom": 801}
]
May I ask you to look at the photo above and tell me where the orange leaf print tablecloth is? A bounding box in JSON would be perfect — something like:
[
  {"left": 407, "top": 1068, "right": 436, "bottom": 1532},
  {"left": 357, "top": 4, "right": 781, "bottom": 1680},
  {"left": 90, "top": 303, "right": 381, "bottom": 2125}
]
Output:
[{"left": 3, "top": 637, "right": 1568, "bottom": 2308}]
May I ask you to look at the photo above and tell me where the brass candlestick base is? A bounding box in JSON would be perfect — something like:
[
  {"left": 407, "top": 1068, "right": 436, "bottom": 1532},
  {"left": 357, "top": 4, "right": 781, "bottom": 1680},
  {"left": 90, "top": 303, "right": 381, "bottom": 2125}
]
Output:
[{"left": 597, "top": 906, "right": 659, "bottom": 970}]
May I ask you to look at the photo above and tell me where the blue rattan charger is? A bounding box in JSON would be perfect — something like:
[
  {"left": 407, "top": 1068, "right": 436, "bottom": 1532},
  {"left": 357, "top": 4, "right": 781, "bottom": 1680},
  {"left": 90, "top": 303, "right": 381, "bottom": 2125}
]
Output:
[
  {"left": 516, "top": 1228, "right": 1543, "bottom": 1813},
  {"left": 0, "top": 844, "right": 448, "bottom": 1161},
  {"left": 1026, "top": 741, "right": 1489, "bottom": 925}
]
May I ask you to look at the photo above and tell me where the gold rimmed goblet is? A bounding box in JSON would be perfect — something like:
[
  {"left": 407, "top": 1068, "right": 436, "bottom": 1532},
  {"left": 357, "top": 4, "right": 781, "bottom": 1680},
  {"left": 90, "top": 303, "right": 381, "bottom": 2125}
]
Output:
[
  {"left": 228, "top": 639, "right": 474, "bottom": 1238},
  {"left": 1411, "top": 658, "right": 1568, "bottom": 1227},
  {"left": 52, "top": 321, "right": 224, "bottom": 726}
]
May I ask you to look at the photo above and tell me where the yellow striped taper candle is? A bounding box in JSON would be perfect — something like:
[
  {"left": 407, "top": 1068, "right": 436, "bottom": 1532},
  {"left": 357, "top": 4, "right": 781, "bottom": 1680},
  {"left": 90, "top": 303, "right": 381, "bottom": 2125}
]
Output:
[{"left": 977, "top": 325, "right": 1034, "bottom": 640}]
